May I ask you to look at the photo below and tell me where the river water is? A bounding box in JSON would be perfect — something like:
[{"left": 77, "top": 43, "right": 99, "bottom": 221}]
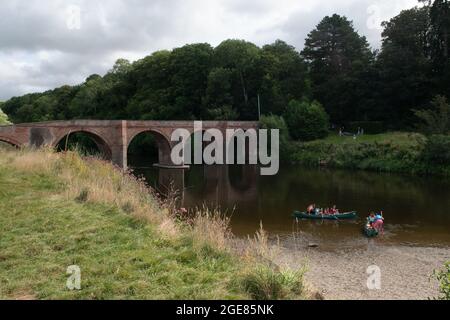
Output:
[{"left": 131, "top": 158, "right": 450, "bottom": 249}]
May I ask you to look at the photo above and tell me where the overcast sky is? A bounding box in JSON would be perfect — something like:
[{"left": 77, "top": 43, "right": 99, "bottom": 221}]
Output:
[{"left": 0, "top": 0, "right": 419, "bottom": 101}]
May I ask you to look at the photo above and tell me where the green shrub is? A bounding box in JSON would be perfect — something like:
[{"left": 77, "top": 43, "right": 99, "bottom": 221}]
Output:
[
  {"left": 239, "top": 264, "right": 306, "bottom": 300},
  {"left": 432, "top": 262, "right": 450, "bottom": 300},
  {"left": 260, "top": 115, "right": 291, "bottom": 156},
  {"left": 414, "top": 95, "right": 450, "bottom": 135},
  {"left": 284, "top": 99, "right": 329, "bottom": 141},
  {"left": 422, "top": 135, "right": 450, "bottom": 165}
]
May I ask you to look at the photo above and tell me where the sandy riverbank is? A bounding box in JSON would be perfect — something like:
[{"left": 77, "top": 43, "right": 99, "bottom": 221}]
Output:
[{"left": 275, "top": 244, "right": 449, "bottom": 300}]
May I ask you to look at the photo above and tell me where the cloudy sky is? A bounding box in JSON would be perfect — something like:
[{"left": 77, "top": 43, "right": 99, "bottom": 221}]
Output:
[{"left": 0, "top": 0, "right": 419, "bottom": 101}]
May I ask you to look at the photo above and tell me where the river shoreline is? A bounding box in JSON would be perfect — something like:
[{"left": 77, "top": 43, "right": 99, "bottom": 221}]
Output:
[{"left": 275, "top": 244, "right": 449, "bottom": 300}]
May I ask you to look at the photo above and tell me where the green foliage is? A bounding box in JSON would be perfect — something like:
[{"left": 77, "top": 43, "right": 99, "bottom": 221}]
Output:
[
  {"left": 259, "top": 114, "right": 290, "bottom": 140},
  {"left": 287, "top": 132, "right": 439, "bottom": 175},
  {"left": 421, "top": 134, "right": 450, "bottom": 166},
  {"left": 1, "top": 39, "right": 308, "bottom": 124},
  {"left": 432, "top": 262, "right": 450, "bottom": 300},
  {"left": 284, "top": 99, "right": 329, "bottom": 141},
  {"left": 206, "top": 105, "right": 239, "bottom": 120},
  {"left": 213, "top": 40, "right": 263, "bottom": 120},
  {"left": 302, "top": 14, "right": 375, "bottom": 124},
  {"left": 204, "top": 67, "right": 234, "bottom": 116},
  {"left": 414, "top": 95, "right": 450, "bottom": 134},
  {"left": 0, "top": 105, "right": 11, "bottom": 125},
  {"left": 259, "top": 115, "right": 291, "bottom": 156},
  {"left": 377, "top": 6, "right": 435, "bottom": 128},
  {"left": 239, "top": 264, "right": 306, "bottom": 300},
  {"left": 429, "top": 0, "right": 450, "bottom": 99},
  {"left": 260, "top": 40, "right": 310, "bottom": 115}
]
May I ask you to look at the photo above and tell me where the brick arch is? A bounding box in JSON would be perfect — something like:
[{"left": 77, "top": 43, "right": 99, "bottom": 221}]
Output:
[
  {"left": 53, "top": 129, "right": 112, "bottom": 160},
  {"left": 126, "top": 128, "right": 172, "bottom": 147},
  {"left": 127, "top": 129, "right": 173, "bottom": 166},
  {"left": 0, "top": 136, "right": 22, "bottom": 148}
]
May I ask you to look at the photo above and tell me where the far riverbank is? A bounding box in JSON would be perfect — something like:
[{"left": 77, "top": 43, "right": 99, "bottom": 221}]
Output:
[{"left": 281, "top": 132, "right": 450, "bottom": 177}]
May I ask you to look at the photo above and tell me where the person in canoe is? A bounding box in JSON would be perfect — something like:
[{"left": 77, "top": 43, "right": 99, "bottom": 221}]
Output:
[
  {"left": 331, "top": 205, "right": 339, "bottom": 214},
  {"left": 368, "top": 212, "right": 376, "bottom": 225},
  {"left": 373, "top": 211, "right": 385, "bottom": 234},
  {"left": 307, "top": 204, "right": 316, "bottom": 215}
]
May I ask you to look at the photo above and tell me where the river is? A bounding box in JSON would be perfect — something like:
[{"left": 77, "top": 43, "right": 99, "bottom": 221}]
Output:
[{"left": 130, "top": 156, "right": 450, "bottom": 250}]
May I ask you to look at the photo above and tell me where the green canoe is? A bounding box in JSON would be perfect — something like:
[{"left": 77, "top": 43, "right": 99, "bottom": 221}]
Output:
[{"left": 293, "top": 211, "right": 357, "bottom": 220}]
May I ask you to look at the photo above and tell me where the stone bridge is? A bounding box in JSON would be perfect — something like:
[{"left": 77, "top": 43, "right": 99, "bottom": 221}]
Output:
[{"left": 0, "top": 120, "right": 260, "bottom": 169}]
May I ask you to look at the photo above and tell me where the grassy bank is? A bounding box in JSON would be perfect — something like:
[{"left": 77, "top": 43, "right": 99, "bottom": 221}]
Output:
[
  {"left": 285, "top": 132, "right": 450, "bottom": 176},
  {"left": 0, "top": 148, "right": 309, "bottom": 300}
]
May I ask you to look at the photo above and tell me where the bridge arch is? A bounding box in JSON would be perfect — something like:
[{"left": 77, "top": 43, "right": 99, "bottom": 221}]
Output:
[
  {"left": 127, "top": 129, "right": 172, "bottom": 167},
  {"left": 53, "top": 129, "right": 112, "bottom": 160},
  {"left": 0, "top": 136, "right": 22, "bottom": 148}
]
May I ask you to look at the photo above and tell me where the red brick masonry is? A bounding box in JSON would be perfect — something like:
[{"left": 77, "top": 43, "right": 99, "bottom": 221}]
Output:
[{"left": 0, "top": 120, "right": 259, "bottom": 169}]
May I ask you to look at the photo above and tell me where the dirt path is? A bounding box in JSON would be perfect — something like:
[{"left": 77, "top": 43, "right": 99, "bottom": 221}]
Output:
[{"left": 276, "top": 245, "right": 449, "bottom": 300}]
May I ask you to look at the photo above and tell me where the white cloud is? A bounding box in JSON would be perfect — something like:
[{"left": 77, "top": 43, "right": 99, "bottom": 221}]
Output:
[{"left": 0, "top": 0, "right": 418, "bottom": 100}]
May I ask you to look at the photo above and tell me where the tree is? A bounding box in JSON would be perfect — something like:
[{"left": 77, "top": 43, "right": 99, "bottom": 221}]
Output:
[
  {"left": 301, "top": 14, "right": 374, "bottom": 124},
  {"left": 110, "top": 58, "right": 132, "bottom": 76},
  {"left": 68, "top": 75, "right": 107, "bottom": 118},
  {"left": 428, "top": 0, "right": 450, "bottom": 98},
  {"left": 260, "top": 40, "right": 309, "bottom": 115},
  {"left": 284, "top": 99, "right": 329, "bottom": 141},
  {"left": 126, "top": 50, "right": 173, "bottom": 120},
  {"left": 377, "top": 6, "right": 433, "bottom": 128},
  {"left": 214, "top": 40, "right": 263, "bottom": 120},
  {"left": 169, "top": 43, "right": 214, "bottom": 119},
  {"left": 0, "top": 104, "right": 11, "bottom": 125},
  {"left": 204, "top": 68, "right": 234, "bottom": 110},
  {"left": 414, "top": 95, "right": 450, "bottom": 134},
  {"left": 206, "top": 105, "right": 239, "bottom": 120}
]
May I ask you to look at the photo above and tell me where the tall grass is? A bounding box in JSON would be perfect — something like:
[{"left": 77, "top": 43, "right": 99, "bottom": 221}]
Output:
[
  {"left": 190, "top": 207, "right": 233, "bottom": 252},
  {"left": 238, "top": 264, "right": 307, "bottom": 300}
]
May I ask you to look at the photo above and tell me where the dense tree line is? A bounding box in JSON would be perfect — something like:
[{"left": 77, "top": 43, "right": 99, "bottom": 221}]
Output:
[{"left": 2, "top": 0, "right": 449, "bottom": 135}]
